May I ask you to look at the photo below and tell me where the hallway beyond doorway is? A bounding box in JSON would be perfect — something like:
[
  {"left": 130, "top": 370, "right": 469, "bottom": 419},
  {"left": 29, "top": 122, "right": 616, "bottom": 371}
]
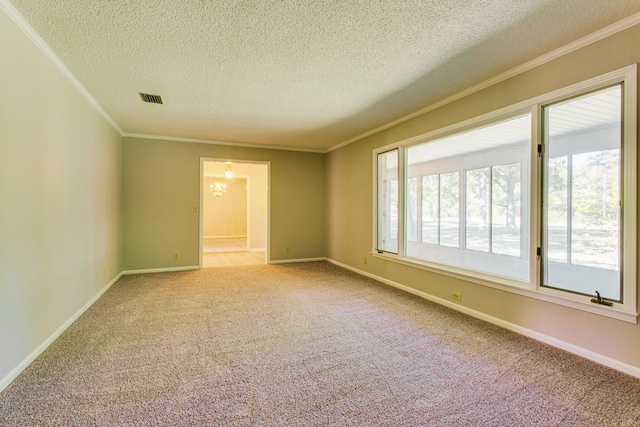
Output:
[
  {"left": 200, "top": 159, "right": 270, "bottom": 268},
  {"left": 203, "top": 237, "right": 247, "bottom": 253},
  {"left": 202, "top": 251, "right": 266, "bottom": 267}
]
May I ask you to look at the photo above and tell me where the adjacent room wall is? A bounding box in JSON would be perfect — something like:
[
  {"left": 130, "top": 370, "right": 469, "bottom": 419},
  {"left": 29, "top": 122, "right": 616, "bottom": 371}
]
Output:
[
  {"left": 326, "top": 24, "right": 640, "bottom": 371},
  {"left": 244, "top": 163, "right": 269, "bottom": 251},
  {"left": 122, "top": 137, "right": 325, "bottom": 270},
  {"left": 0, "top": 8, "right": 122, "bottom": 388},
  {"left": 202, "top": 161, "right": 268, "bottom": 250},
  {"left": 203, "top": 177, "right": 248, "bottom": 238}
]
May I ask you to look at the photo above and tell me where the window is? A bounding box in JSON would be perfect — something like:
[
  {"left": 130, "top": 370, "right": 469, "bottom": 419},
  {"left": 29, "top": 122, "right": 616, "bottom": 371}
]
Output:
[
  {"left": 405, "top": 115, "right": 530, "bottom": 281},
  {"left": 421, "top": 175, "right": 438, "bottom": 244},
  {"left": 377, "top": 149, "right": 399, "bottom": 253},
  {"left": 439, "top": 172, "right": 460, "bottom": 248},
  {"left": 542, "top": 86, "right": 623, "bottom": 301},
  {"left": 374, "top": 66, "right": 637, "bottom": 320},
  {"left": 407, "top": 177, "right": 418, "bottom": 242},
  {"left": 419, "top": 172, "right": 460, "bottom": 247},
  {"left": 465, "top": 163, "right": 522, "bottom": 257},
  {"left": 492, "top": 162, "right": 522, "bottom": 257},
  {"left": 465, "top": 167, "right": 490, "bottom": 252}
]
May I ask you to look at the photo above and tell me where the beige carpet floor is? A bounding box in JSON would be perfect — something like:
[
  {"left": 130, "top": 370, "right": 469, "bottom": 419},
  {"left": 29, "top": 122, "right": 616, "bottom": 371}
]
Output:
[
  {"left": 1, "top": 262, "right": 639, "bottom": 426},
  {"left": 203, "top": 237, "right": 247, "bottom": 253},
  {"left": 203, "top": 251, "right": 266, "bottom": 268}
]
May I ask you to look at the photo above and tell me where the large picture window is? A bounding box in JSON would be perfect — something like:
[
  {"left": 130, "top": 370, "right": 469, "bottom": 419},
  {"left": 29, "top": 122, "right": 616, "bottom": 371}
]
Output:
[
  {"left": 374, "top": 66, "right": 637, "bottom": 319},
  {"left": 405, "top": 115, "right": 530, "bottom": 281}
]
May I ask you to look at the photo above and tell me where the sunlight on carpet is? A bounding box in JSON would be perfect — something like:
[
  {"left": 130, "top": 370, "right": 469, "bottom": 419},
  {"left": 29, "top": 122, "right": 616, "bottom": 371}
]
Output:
[{"left": 1, "top": 262, "right": 639, "bottom": 426}]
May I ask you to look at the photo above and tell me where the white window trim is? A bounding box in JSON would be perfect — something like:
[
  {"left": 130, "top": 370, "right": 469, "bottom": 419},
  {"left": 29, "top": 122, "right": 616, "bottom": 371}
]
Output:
[{"left": 373, "top": 64, "right": 638, "bottom": 323}]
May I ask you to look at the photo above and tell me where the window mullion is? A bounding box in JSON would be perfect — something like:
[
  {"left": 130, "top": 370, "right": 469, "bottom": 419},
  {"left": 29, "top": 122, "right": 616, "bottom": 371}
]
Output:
[
  {"left": 437, "top": 174, "right": 441, "bottom": 245},
  {"left": 568, "top": 156, "right": 574, "bottom": 267},
  {"left": 458, "top": 168, "right": 467, "bottom": 251},
  {"left": 489, "top": 166, "right": 493, "bottom": 254},
  {"left": 398, "top": 148, "right": 406, "bottom": 257},
  {"left": 417, "top": 175, "right": 423, "bottom": 244},
  {"left": 529, "top": 104, "right": 546, "bottom": 289}
]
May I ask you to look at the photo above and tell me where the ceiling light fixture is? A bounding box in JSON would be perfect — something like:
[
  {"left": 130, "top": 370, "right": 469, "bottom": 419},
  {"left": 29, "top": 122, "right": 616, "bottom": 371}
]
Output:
[
  {"left": 224, "top": 163, "right": 233, "bottom": 179},
  {"left": 209, "top": 182, "right": 227, "bottom": 197}
]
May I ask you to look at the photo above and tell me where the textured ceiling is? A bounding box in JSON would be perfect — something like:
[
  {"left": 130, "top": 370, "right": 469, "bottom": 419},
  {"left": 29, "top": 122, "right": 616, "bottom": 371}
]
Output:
[{"left": 7, "top": 0, "right": 640, "bottom": 151}]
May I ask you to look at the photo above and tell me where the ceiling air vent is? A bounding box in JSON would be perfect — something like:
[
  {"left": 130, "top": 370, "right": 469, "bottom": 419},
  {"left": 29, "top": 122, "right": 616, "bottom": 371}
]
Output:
[{"left": 139, "top": 92, "right": 163, "bottom": 104}]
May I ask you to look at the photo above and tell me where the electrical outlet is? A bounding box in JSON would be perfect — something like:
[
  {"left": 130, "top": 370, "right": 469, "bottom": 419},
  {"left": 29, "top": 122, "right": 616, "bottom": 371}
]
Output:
[
  {"left": 173, "top": 252, "right": 179, "bottom": 260},
  {"left": 364, "top": 256, "right": 368, "bottom": 264},
  {"left": 285, "top": 247, "right": 290, "bottom": 254},
  {"left": 452, "top": 291, "right": 462, "bottom": 301},
  {"left": 193, "top": 205, "right": 199, "bottom": 213}
]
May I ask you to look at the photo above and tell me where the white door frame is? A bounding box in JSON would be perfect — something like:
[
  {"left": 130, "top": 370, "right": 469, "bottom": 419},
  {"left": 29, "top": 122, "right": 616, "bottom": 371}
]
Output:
[{"left": 199, "top": 158, "right": 270, "bottom": 268}]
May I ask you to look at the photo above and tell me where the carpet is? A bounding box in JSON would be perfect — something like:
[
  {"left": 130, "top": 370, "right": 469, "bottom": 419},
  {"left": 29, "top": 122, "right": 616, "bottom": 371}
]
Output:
[
  {"left": 203, "top": 237, "right": 247, "bottom": 253},
  {"left": 203, "top": 251, "right": 266, "bottom": 268},
  {"left": 1, "top": 262, "right": 639, "bottom": 426}
]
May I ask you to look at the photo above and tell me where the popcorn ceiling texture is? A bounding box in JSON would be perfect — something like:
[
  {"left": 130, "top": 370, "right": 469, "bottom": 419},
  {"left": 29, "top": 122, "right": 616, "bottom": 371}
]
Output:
[{"left": 8, "top": 0, "right": 640, "bottom": 150}]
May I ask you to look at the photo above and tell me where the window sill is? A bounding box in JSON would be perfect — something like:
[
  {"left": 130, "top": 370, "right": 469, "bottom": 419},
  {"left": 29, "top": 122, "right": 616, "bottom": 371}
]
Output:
[{"left": 371, "top": 251, "right": 638, "bottom": 324}]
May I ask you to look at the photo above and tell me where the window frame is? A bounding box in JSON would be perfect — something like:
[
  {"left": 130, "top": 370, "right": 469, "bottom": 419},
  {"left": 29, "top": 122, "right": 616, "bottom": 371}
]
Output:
[
  {"left": 372, "top": 65, "right": 637, "bottom": 323},
  {"left": 376, "top": 149, "right": 401, "bottom": 254}
]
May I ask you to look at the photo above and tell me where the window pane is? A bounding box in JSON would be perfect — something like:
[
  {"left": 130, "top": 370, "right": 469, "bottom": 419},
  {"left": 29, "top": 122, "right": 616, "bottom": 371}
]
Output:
[
  {"left": 571, "top": 149, "right": 619, "bottom": 270},
  {"left": 377, "top": 150, "right": 398, "bottom": 253},
  {"left": 422, "top": 175, "right": 439, "bottom": 244},
  {"left": 492, "top": 163, "right": 521, "bottom": 256},
  {"left": 407, "top": 177, "right": 418, "bottom": 242},
  {"left": 465, "top": 168, "right": 490, "bottom": 252},
  {"left": 406, "top": 114, "right": 530, "bottom": 281},
  {"left": 544, "top": 85, "right": 621, "bottom": 300},
  {"left": 547, "top": 156, "right": 568, "bottom": 263},
  {"left": 439, "top": 172, "right": 459, "bottom": 248}
]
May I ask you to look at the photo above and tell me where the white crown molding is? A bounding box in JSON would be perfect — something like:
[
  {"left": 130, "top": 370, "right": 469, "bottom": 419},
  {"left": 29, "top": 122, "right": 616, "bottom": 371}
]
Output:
[
  {"left": 329, "top": 11, "right": 640, "bottom": 152},
  {"left": 123, "top": 133, "right": 326, "bottom": 154},
  {"left": 0, "top": 0, "right": 123, "bottom": 135}
]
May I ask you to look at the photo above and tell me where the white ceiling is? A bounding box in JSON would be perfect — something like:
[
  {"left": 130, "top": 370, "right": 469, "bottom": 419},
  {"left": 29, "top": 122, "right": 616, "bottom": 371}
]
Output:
[{"left": 6, "top": 0, "right": 640, "bottom": 151}]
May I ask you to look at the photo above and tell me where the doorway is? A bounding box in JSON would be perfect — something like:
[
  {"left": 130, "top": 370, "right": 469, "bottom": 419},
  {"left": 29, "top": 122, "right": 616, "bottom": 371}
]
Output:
[{"left": 199, "top": 159, "right": 269, "bottom": 268}]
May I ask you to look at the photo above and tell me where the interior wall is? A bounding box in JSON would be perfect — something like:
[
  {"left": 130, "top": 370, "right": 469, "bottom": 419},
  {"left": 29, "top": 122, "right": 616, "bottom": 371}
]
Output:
[
  {"left": 203, "top": 176, "right": 247, "bottom": 238},
  {"left": 246, "top": 164, "right": 268, "bottom": 250},
  {"left": 0, "top": 8, "right": 122, "bottom": 387},
  {"left": 123, "top": 137, "right": 325, "bottom": 269},
  {"left": 326, "top": 24, "right": 640, "bottom": 370}
]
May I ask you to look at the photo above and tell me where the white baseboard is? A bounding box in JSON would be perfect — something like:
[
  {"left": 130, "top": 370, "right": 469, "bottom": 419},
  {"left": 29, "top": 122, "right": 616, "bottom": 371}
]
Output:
[
  {"left": 122, "top": 266, "right": 200, "bottom": 275},
  {"left": 203, "top": 235, "right": 246, "bottom": 239},
  {"left": 269, "top": 257, "right": 327, "bottom": 265},
  {"left": 250, "top": 247, "right": 266, "bottom": 252},
  {"left": 0, "top": 272, "right": 123, "bottom": 394},
  {"left": 326, "top": 258, "right": 640, "bottom": 380}
]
